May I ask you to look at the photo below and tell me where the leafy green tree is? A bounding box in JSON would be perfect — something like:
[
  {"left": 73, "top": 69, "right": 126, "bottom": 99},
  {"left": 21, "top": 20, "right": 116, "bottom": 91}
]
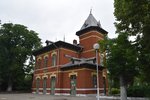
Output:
[
  {"left": 113, "top": 0, "right": 150, "bottom": 98},
  {"left": 0, "top": 23, "right": 41, "bottom": 92},
  {"left": 114, "top": 0, "right": 150, "bottom": 83},
  {"left": 100, "top": 34, "right": 138, "bottom": 100}
]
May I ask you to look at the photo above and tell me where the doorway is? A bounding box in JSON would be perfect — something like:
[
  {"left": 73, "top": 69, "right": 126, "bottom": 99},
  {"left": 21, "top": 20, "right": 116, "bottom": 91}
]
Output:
[
  {"left": 51, "top": 77, "right": 56, "bottom": 95},
  {"left": 36, "top": 78, "right": 40, "bottom": 94},
  {"left": 70, "top": 75, "right": 76, "bottom": 95},
  {"left": 43, "top": 78, "right": 47, "bottom": 94}
]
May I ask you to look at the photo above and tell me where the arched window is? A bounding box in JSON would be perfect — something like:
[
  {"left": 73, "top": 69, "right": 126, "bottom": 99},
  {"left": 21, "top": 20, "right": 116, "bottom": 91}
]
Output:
[
  {"left": 52, "top": 54, "right": 57, "bottom": 66},
  {"left": 36, "top": 59, "right": 41, "bottom": 69},
  {"left": 44, "top": 57, "right": 48, "bottom": 68}
]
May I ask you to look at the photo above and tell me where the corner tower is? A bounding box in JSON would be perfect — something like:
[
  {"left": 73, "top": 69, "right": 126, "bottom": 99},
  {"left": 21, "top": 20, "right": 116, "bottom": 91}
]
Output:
[{"left": 76, "top": 12, "right": 108, "bottom": 58}]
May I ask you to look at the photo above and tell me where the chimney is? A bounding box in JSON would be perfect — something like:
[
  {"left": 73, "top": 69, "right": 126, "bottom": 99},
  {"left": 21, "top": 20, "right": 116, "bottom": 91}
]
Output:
[
  {"left": 73, "top": 39, "right": 77, "bottom": 45},
  {"left": 45, "top": 40, "right": 50, "bottom": 46}
]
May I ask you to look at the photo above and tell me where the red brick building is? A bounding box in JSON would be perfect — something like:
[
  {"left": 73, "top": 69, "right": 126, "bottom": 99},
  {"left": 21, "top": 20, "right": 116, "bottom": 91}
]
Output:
[{"left": 32, "top": 12, "right": 108, "bottom": 96}]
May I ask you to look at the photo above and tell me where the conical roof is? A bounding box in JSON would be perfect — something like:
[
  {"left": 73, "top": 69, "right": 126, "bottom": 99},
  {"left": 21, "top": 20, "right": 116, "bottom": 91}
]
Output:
[
  {"left": 76, "top": 12, "right": 108, "bottom": 36},
  {"left": 80, "top": 13, "right": 101, "bottom": 30}
]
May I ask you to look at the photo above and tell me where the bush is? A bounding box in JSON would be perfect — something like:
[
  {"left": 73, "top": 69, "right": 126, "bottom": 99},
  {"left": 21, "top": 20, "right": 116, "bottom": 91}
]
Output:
[
  {"left": 13, "top": 74, "right": 33, "bottom": 92},
  {"left": 127, "top": 85, "right": 150, "bottom": 97},
  {"left": 111, "top": 88, "right": 120, "bottom": 95}
]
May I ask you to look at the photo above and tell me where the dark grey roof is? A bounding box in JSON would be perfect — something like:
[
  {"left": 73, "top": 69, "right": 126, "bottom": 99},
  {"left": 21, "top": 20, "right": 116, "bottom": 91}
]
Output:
[
  {"left": 33, "top": 40, "right": 83, "bottom": 56},
  {"left": 61, "top": 57, "right": 104, "bottom": 70},
  {"left": 76, "top": 13, "right": 108, "bottom": 36},
  {"left": 80, "top": 13, "right": 101, "bottom": 31},
  {"left": 61, "top": 62, "right": 104, "bottom": 71},
  {"left": 62, "top": 57, "right": 96, "bottom": 67}
]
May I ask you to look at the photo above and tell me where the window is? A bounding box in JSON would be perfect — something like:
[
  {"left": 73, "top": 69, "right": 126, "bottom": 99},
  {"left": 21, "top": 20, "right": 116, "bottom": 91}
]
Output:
[
  {"left": 36, "top": 59, "right": 41, "bottom": 69},
  {"left": 44, "top": 57, "right": 48, "bottom": 68},
  {"left": 52, "top": 54, "right": 57, "bottom": 66},
  {"left": 93, "top": 75, "right": 97, "bottom": 88}
]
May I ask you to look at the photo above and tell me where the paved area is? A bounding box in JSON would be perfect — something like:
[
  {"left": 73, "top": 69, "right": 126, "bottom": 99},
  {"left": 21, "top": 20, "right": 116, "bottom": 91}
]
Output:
[
  {"left": 0, "top": 93, "right": 148, "bottom": 100},
  {"left": 0, "top": 93, "right": 96, "bottom": 100}
]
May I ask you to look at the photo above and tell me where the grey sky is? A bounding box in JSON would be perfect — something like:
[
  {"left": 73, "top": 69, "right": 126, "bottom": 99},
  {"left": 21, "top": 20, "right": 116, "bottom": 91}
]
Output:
[{"left": 0, "top": 0, "right": 117, "bottom": 45}]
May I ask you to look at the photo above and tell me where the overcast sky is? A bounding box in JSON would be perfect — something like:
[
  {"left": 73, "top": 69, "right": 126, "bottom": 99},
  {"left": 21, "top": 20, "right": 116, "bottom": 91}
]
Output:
[{"left": 0, "top": 0, "right": 117, "bottom": 45}]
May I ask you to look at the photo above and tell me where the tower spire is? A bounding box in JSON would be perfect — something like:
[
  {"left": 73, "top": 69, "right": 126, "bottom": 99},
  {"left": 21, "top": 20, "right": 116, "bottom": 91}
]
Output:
[
  {"left": 63, "top": 35, "right": 65, "bottom": 42},
  {"left": 90, "top": 8, "right": 92, "bottom": 14},
  {"left": 79, "top": 10, "right": 101, "bottom": 31}
]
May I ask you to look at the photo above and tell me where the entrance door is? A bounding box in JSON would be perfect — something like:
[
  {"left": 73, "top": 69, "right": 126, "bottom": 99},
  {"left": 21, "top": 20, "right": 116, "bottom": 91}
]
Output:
[
  {"left": 43, "top": 78, "right": 47, "bottom": 94},
  {"left": 70, "top": 75, "right": 76, "bottom": 95},
  {"left": 36, "top": 78, "right": 40, "bottom": 94},
  {"left": 51, "top": 77, "right": 56, "bottom": 95}
]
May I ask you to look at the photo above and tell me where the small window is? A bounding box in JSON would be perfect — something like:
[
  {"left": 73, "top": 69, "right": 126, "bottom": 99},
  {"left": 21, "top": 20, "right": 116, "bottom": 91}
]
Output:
[
  {"left": 93, "top": 75, "right": 97, "bottom": 88},
  {"left": 52, "top": 54, "right": 57, "bottom": 66},
  {"left": 44, "top": 57, "right": 48, "bottom": 68}
]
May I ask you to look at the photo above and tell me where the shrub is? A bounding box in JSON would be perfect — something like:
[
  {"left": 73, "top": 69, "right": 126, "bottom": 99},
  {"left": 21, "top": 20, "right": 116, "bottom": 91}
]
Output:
[
  {"left": 111, "top": 88, "right": 120, "bottom": 95},
  {"left": 127, "top": 85, "right": 150, "bottom": 97}
]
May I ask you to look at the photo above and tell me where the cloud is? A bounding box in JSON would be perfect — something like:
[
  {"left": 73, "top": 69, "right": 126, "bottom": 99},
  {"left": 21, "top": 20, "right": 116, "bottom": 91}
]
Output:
[{"left": 0, "top": 0, "right": 116, "bottom": 45}]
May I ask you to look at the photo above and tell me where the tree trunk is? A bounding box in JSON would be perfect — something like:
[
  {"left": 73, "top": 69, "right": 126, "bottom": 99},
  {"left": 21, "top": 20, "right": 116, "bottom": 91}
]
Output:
[
  {"left": 7, "top": 76, "right": 13, "bottom": 92},
  {"left": 120, "top": 76, "right": 127, "bottom": 100}
]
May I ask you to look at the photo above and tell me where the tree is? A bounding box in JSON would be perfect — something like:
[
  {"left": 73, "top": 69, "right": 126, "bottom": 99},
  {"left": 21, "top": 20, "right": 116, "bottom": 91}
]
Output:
[
  {"left": 114, "top": 0, "right": 150, "bottom": 83},
  {"left": 100, "top": 34, "right": 138, "bottom": 100},
  {"left": 0, "top": 23, "right": 41, "bottom": 91},
  {"left": 113, "top": 0, "right": 150, "bottom": 98}
]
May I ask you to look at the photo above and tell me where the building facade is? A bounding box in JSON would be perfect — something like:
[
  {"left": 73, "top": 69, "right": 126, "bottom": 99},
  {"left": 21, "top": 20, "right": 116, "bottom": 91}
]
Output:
[{"left": 32, "top": 12, "right": 108, "bottom": 96}]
